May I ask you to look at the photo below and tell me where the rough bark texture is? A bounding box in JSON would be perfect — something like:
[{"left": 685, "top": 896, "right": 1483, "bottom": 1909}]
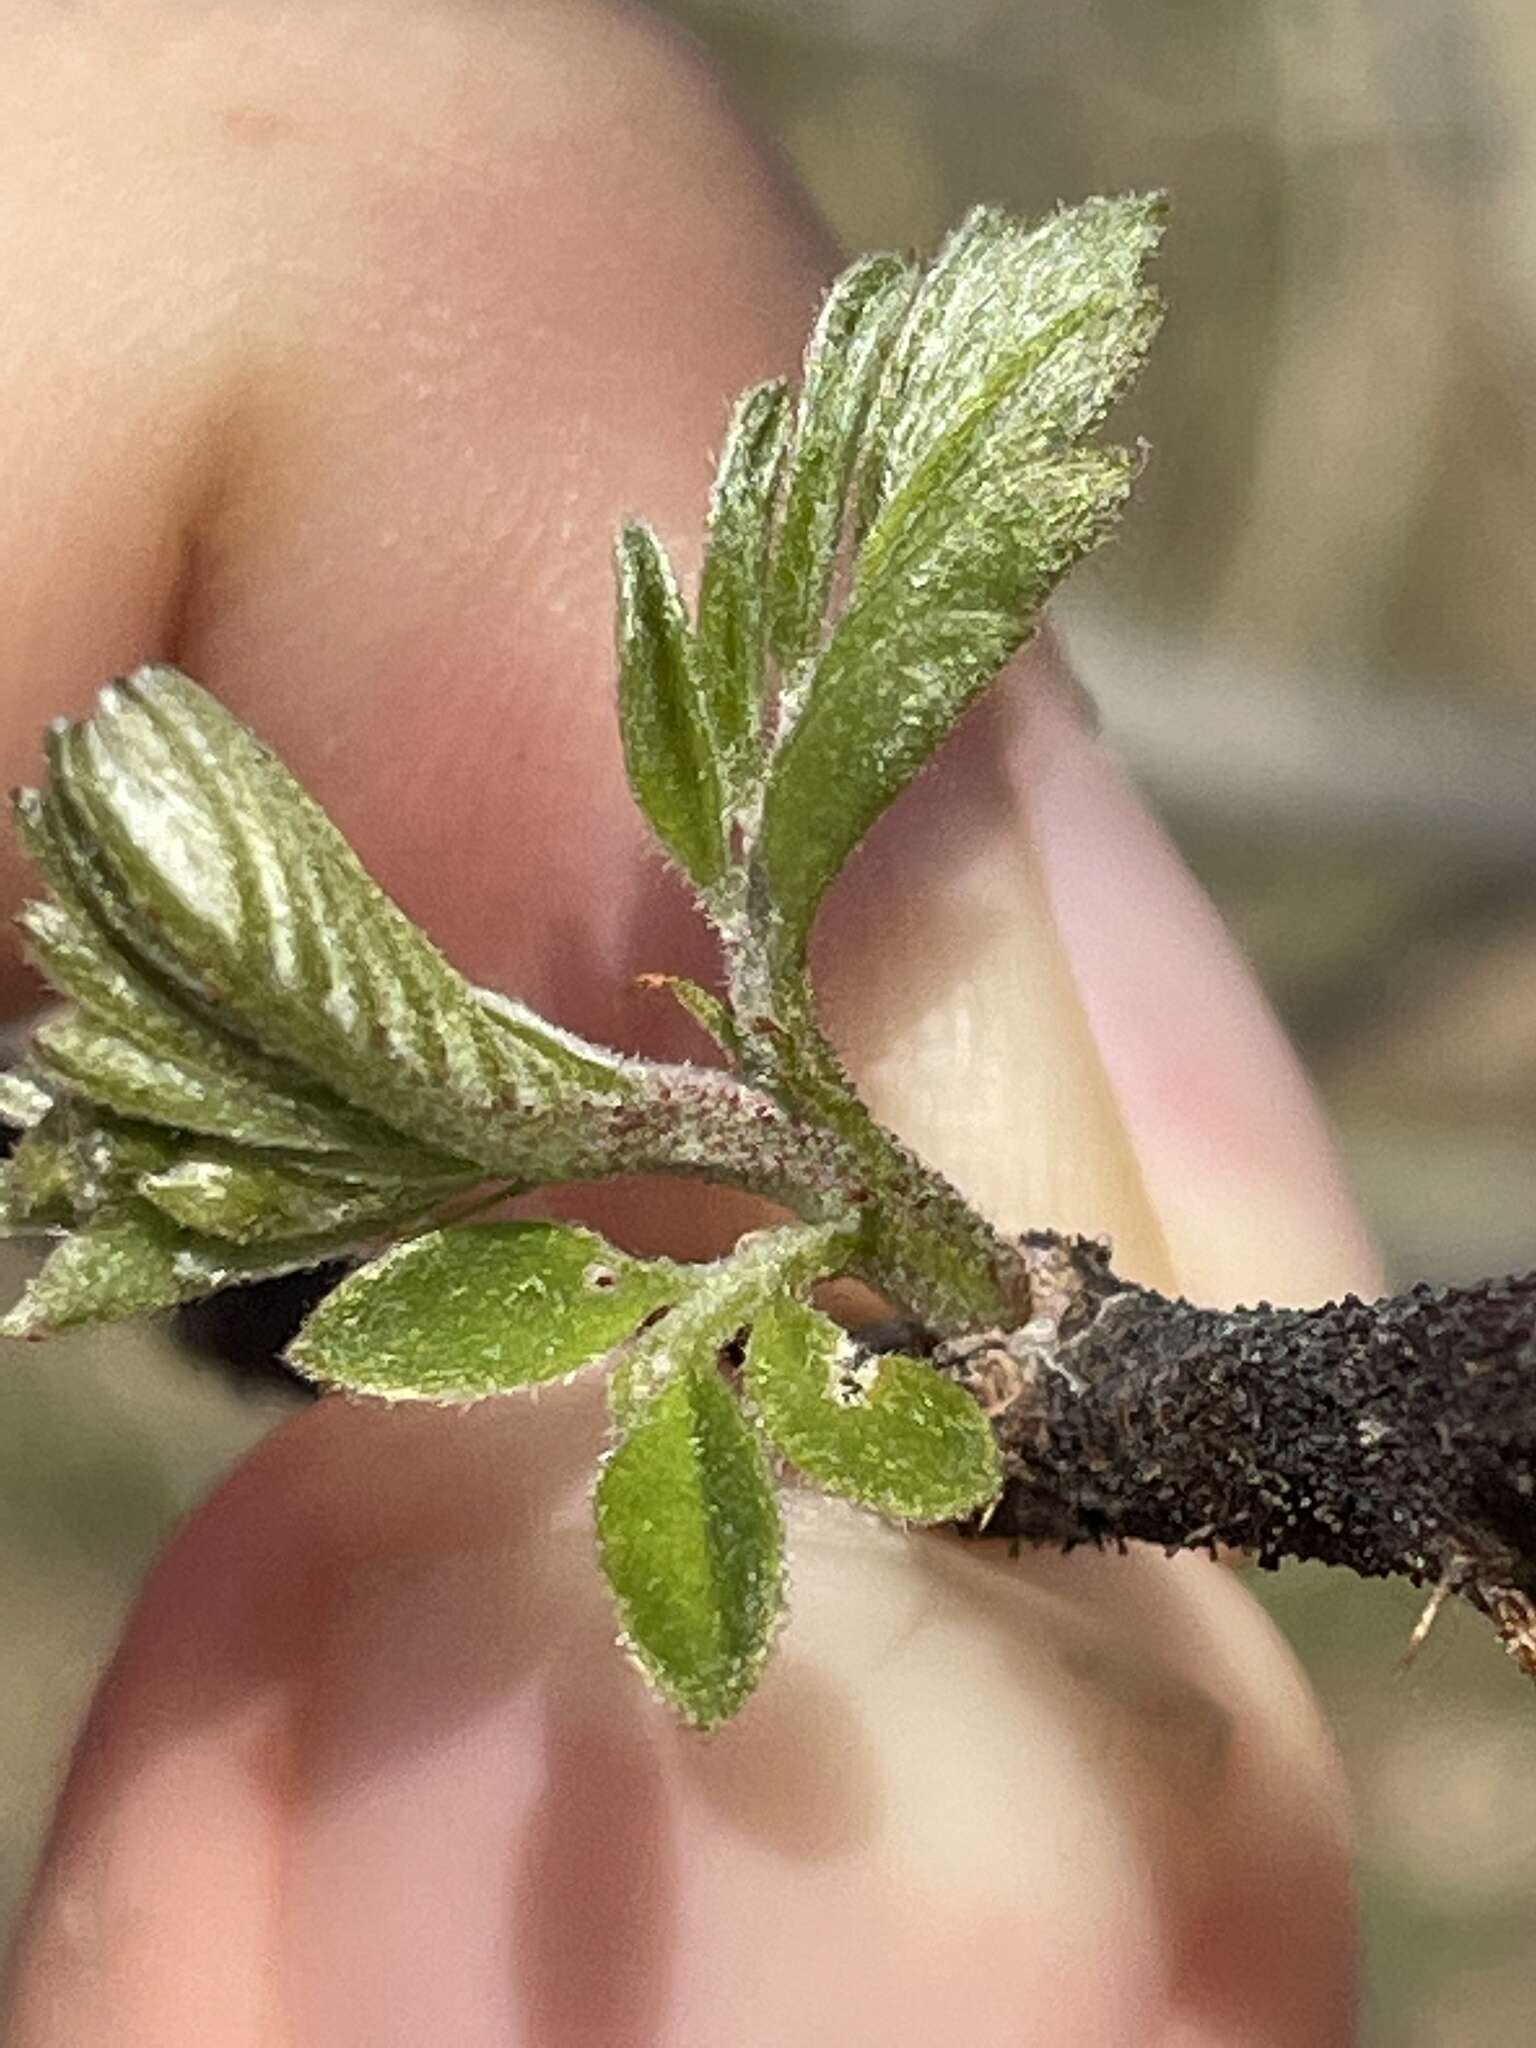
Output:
[{"left": 934, "top": 1233, "right": 1536, "bottom": 1676}]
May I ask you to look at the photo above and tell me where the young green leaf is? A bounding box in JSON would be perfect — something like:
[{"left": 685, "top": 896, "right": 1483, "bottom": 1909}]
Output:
[
  {"left": 636, "top": 973, "right": 744, "bottom": 1063},
  {"left": 746, "top": 1294, "right": 1001, "bottom": 1521},
  {"left": 606, "top": 1214, "right": 866, "bottom": 1426},
  {"left": 752, "top": 199, "right": 1161, "bottom": 961},
  {"left": 596, "top": 1355, "right": 784, "bottom": 1727},
  {"left": 27, "top": 1007, "right": 436, "bottom": 1170},
  {"left": 758, "top": 442, "right": 1135, "bottom": 960},
  {"left": 33, "top": 670, "right": 635, "bottom": 1173},
  {"left": 287, "top": 1220, "right": 685, "bottom": 1400},
  {"left": 616, "top": 521, "right": 729, "bottom": 891},
  {"left": 135, "top": 1151, "right": 466, "bottom": 1246},
  {"left": 15, "top": 805, "right": 444, "bottom": 1163},
  {"left": 860, "top": 196, "right": 1165, "bottom": 529},
  {"left": 767, "top": 252, "right": 916, "bottom": 681},
  {"left": 2, "top": 1114, "right": 81, "bottom": 1227},
  {"left": 695, "top": 378, "right": 792, "bottom": 806},
  {"left": 0, "top": 1198, "right": 377, "bottom": 1338}
]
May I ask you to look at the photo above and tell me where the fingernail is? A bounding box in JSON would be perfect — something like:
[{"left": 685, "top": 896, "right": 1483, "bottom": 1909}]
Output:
[
  {"left": 811, "top": 642, "right": 1178, "bottom": 1293},
  {"left": 813, "top": 636, "right": 1380, "bottom": 1309},
  {"left": 1017, "top": 643, "right": 1381, "bottom": 1305}
]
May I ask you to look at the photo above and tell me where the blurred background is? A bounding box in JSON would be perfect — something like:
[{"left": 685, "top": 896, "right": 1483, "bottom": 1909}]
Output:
[{"left": 5, "top": 2, "right": 1536, "bottom": 2039}]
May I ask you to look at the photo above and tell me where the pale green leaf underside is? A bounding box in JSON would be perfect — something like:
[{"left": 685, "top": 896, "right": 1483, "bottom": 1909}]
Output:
[
  {"left": 33, "top": 670, "right": 634, "bottom": 1171},
  {"left": 596, "top": 1358, "right": 783, "bottom": 1728},
  {"left": 746, "top": 1294, "right": 1001, "bottom": 1521},
  {"left": 287, "top": 1221, "right": 685, "bottom": 1401},
  {"left": 0, "top": 1198, "right": 381, "bottom": 1337}
]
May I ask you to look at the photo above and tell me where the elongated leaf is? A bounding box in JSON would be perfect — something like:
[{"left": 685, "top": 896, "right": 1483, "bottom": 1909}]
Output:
[
  {"left": 757, "top": 439, "right": 1135, "bottom": 961},
  {"left": 2, "top": 1113, "right": 81, "bottom": 1226},
  {"left": 695, "top": 379, "right": 792, "bottom": 805},
  {"left": 287, "top": 1221, "right": 685, "bottom": 1400},
  {"left": 0, "top": 1198, "right": 374, "bottom": 1337},
  {"left": 15, "top": 873, "right": 436, "bottom": 1166},
  {"left": 137, "top": 1152, "right": 463, "bottom": 1245},
  {"left": 27, "top": 1007, "right": 439, "bottom": 1173},
  {"left": 616, "top": 523, "right": 729, "bottom": 890},
  {"left": 754, "top": 200, "right": 1161, "bottom": 959},
  {"left": 767, "top": 253, "right": 915, "bottom": 680},
  {"left": 596, "top": 1358, "right": 783, "bottom": 1726},
  {"left": 35, "top": 671, "right": 633, "bottom": 1175},
  {"left": 636, "top": 973, "right": 743, "bottom": 1062},
  {"left": 746, "top": 1294, "right": 1001, "bottom": 1521}
]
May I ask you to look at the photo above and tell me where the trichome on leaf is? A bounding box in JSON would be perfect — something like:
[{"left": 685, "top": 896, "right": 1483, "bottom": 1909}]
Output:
[{"left": 4, "top": 196, "right": 1534, "bottom": 1727}]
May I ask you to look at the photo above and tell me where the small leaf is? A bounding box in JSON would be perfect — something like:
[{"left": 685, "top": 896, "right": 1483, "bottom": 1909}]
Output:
[
  {"left": 34, "top": 670, "right": 634, "bottom": 1173},
  {"left": 746, "top": 1294, "right": 1001, "bottom": 1521},
  {"left": 596, "top": 1357, "right": 783, "bottom": 1726},
  {"left": 606, "top": 1214, "right": 865, "bottom": 1428},
  {"left": 759, "top": 443, "right": 1134, "bottom": 958},
  {"left": 1, "top": 1198, "right": 369, "bottom": 1337},
  {"left": 136, "top": 1151, "right": 465, "bottom": 1245},
  {"left": 754, "top": 200, "right": 1161, "bottom": 960},
  {"left": 695, "top": 379, "right": 792, "bottom": 805},
  {"left": 287, "top": 1221, "right": 684, "bottom": 1400},
  {"left": 616, "top": 523, "right": 729, "bottom": 890},
  {"left": 636, "top": 974, "right": 743, "bottom": 1062},
  {"left": 2, "top": 1114, "right": 82, "bottom": 1227},
  {"left": 767, "top": 253, "right": 916, "bottom": 680}
]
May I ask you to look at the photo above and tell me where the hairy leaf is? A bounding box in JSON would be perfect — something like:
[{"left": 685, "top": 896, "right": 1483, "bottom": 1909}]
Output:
[
  {"left": 759, "top": 444, "right": 1134, "bottom": 957},
  {"left": 596, "top": 1357, "right": 783, "bottom": 1727},
  {"left": 287, "top": 1221, "right": 685, "bottom": 1400},
  {"left": 0, "top": 1198, "right": 374, "bottom": 1337},
  {"left": 616, "top": 523, "right": 729, "bottom": 890},
  {"left": 767, "top": 253, "right": 916, "bottom": 683},
  {"left": 860, "top": 196, "right": 1164, "bottom": 529},
  {"left": 754, "top": 200, "right": 1160, "bottom": 959},
  {"left": 695, "top": 379, "right": 792, "bottom": 806},
  {"left": 636, "top": 974, "right": 743, "bottom": 1062},
  {"left": 2, "top": 1114, "right": 81, "bottom": 1227},
  {"left": 34, "top": 671, "right": 633, "bottom": 1173},
  {"left": 14, "top": 862, "right": 441, "bottom": 1167},
  {"left": 137, "top": 1151, "right": 463, "bottom": 1246},
  {"left": 746, "top": 1294, "right": 1001, "bottom": 1520}
]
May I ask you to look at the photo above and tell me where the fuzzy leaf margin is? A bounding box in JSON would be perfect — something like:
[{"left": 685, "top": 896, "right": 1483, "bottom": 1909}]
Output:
[
  {"left": 596, "top": 1355, "right": 784, "bottom": 1728},
  {"left": 746, "top": 1293, "right": 1001, "bottom": 1521},
  {"left": 287, "top": 1221, "right": 686, "bottom": 1402}
]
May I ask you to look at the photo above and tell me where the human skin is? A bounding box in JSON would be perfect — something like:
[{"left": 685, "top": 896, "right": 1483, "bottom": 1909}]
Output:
[{"left": 0, "top": 3, "right": 1382, "bottom": 2042}]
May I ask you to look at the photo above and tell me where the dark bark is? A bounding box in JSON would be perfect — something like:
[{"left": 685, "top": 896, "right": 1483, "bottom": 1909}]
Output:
[{"left": 934, "top": 1233, "right": 1536, "bottom": 1677}]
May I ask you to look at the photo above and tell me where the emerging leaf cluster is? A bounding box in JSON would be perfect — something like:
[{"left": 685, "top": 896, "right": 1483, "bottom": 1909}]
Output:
[{"left": 2, "top": 197, "right": 1162, "bottom": 1725}]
